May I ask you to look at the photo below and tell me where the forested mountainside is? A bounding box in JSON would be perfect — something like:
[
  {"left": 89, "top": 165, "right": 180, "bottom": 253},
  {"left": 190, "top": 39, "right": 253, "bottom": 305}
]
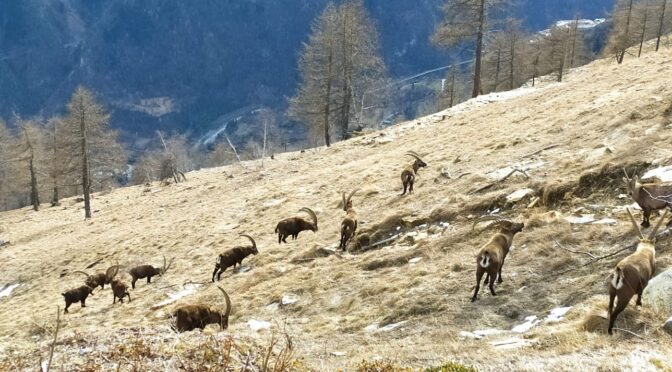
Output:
[{"left": 0, "top": 0, "right": 613, "bottom": 143}]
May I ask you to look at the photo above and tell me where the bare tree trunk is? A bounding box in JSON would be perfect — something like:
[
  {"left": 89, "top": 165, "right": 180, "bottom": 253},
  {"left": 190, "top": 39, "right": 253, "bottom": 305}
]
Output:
[
  {"left": 509, "top": 34, "right": 516, "bottom": 90},
  {"left": 569, "top": 16, "right": 579, "bottom": 68},
  {"left": 51, "top": 122, "right": 60, "bottom": 206},
  {"left": 617, "top": 0, "right": 635, "bottom": 64},
  {"left": 472, "top": 0, "right": 486, "bottom": 98},
  {"left": 22, "top": 127, "right": 40, "bottom": 211},
  {"left": 639, "top": 1, "right": 650, "bottom": 57},
  {"left": 532, "top": 54, "right": 539, "bottom": 87},
  {"left": 656, "top": 0, "right": 668, "bottom": 51},
  {"left": 449, "top": 70, "right": 456, "bottom": 107},
  {"left": 493, "top": 48, "right": 502, "bottom": 92},
  {"left": 79, "top": 104, "right": 92, "bottom": 219},
  {"left": 340, "top": 11, "right": 351, "bottom": 141},
  {"left": 262, "top": 119, "right": 267, "bottom": 169},
  {"left": 323, "top": 29, "right": 334, "bottom": 147}
]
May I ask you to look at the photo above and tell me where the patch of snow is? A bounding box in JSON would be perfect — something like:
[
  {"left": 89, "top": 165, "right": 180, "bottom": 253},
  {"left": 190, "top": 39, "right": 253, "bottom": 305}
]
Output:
[
  {"left": 378, "top": 321, "right": 407, "bottom": 332},
  {"left": 153, "top": 284, "right": 201, "bottom": 308},
  {"left": 490, "top": 337, "right": 536, "bottom": 350},
  {"left": 511, "top": 316, "right": 540, "bottom": 333},
  {"left": 0, "top": 284, "right": 20, "bottom": 299},
  {"left": 248, "top": 319, "right": 272, "bottom": 331},
  {"left": 238, "top": 266, "right": 251, "bottom": 273},
  {"left": 281, "top": 294, "right": 299, "bottom": 305},
  {"left": 364, "top": 323, "right": 379, "bottom": 332},
  {"left": 565, "top": 214, "right": 596, "bottom": 224},
  {"left": 506, "top": 188, "right": 535, "bottom": 203},
  {"left": 266, "top": 302, "right": 280, "bottom": 311},
  {"left": 545, "top": 307, "right": 572, "bottom": 323},
  {"left": 263, "top": 199, "right": 285, "bottom": 207},
  {"left": 643, "top": 166, "right": 672, "bottom": 182},
  {"left": 473, "top": 328, "right": 507, "bottom": 337},
  {"left": 409, "top": 257, "right": 423, "bottom": 264},
  {"left": 459, "top": 331, "right": 483, "bottom": 340},
  {"left": 592, "top": 218, "right": 617, "bottom": 225},
  {"left": 487, "top": 160, "right": 544, "bottom": 180},
  {"left": 330, "top": 351, "right": 347, "bottom": 357}
]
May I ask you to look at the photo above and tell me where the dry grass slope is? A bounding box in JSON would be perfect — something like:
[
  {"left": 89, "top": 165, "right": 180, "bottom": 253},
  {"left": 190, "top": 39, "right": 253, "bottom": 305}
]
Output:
[{"left": 2, "top": 45, "right": 672, "bottom": 370}]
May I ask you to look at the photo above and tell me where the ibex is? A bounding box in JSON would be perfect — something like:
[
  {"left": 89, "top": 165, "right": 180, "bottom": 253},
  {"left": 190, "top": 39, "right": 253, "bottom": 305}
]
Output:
[
  {"left": 275, "top": 207, "right": 318, "bottom": 244},
  {"left": 471, "top": 217, "right": 524, "bottom": 302},
  {"left": 623, "top": 169, "right": 672, "bottom": 228},
  {"left": 129, "top": 256, "right": 174, "bottom": 289},
  {"left": 339, "top": 189, "right": 360, "bottom": 251},
  {"left": 111, "top": 279, "right": 131, "bottom": 304},
  {"left": 212, "top": 235, "right": 258, "bottom": 282},
  {"left": 73, "top": 264, "right": 119, "bottom": 290},
  {"left": 172, "top": 286, "right": 232, "bottom": 332},
  {"left": 62, "top": 285, "right": 95, "bottom": 313},
  {"left": 607, "top": 208, "right": 667, "bottom": 335},
  {"left": 401, "top": 151, "right": 427, "bottom": 195}
]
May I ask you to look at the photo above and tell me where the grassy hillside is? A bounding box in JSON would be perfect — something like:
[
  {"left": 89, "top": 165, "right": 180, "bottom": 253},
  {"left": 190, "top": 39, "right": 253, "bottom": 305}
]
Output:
[{"left": 1, "top": 44, "right": 672, "bottom": 371}]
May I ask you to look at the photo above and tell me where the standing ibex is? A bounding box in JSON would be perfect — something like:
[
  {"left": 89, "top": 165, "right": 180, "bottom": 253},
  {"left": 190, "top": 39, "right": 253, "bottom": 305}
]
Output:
[
  {"left": 471, "top": 217, "right": 524, "bottom": 302},
  {"left": 129, "top": 256, "right": 174, "bottom": 289},
  {"left": 172, "top": 286, "right": 232, "bottom": 332},
  {"left": 623, "top": 169, "right": 672, "bottom": 228},
  {"left": 212, "top": 235, "right": 258, "bottom": 282},
  {"left": 607, "top": 208, "right": 668, "bottom": 335},
  {"left": 275, "top": 207, "right": 318, "bottom": 244},
  {"left": 401, "top": 151, "right": 427, "bottom": 195},
  {"left": 73, "top": 264, "right": 119, "bottom": 290},
  {"left": 339, "top": 189, "right": 360, "bottom": 251},
  {"left": 62, "top": 285, "right": 95, "bottom": 313},
  {"left": 111, "top": 279, "right": 132, "bottom": 304}
]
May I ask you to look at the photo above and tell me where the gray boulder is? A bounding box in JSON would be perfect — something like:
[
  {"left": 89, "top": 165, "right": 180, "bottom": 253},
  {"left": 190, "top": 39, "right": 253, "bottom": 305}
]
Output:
[{"left": 643, "top": 268, "right": 672, "bottom": 317}]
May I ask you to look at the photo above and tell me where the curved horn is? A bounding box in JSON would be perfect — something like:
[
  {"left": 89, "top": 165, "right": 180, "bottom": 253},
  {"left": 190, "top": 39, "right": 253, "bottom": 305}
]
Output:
[
  {"left": 299, "top": 207, "right": 318, "bottom": 226},
  {"left": 240, "top": 234, "right": 256, "bottom": 249},
  {"left": 405, "top": 152, "right": 422, "bottom": 161},
  {"left": 625, "top": 208, "right": 644, "bottom": 240},
  {"left": 72, "top": 270, "right": 91, "bottom": 279},
  {"left": 650, "top": 209, "right": 669, "bottom": 240},
  {"left": 471, "top": 216, "right": 505, "bottom": 231},
  {"left": 106, "top": 264, "right": 120, "bottom": 280},
  {"left": 346, "top": 188, "right": 360, "bottom": 208},
  {"left": 217, "top": 286, "right": 232, "bottom": 320},
  {"left": 342, "top": 192, "right": 347, "bottom": 211},
  {"left": 622, "top": 168, "right": 630, "bottom": 180}
]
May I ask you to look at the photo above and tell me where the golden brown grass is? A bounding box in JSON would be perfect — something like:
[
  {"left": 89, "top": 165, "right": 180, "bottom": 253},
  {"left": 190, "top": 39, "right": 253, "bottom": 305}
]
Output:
[{"left": 2, "top": 46, "right": 672, "bottom": 370}]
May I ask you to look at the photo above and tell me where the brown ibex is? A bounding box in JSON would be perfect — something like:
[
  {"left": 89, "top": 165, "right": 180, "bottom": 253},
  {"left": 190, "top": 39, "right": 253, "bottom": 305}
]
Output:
[
  {"left": 212, "top": 235, "right": 258, "bottom": 282},
  {"left": 471, "top": 217, "right": 525, "bottom": 302},
  {"left": 623, "top": 169, "right": 672, "bottom": 228},
  {"left": 275, "top": 207, "right": 318, "bottom": 244},
  {"left": 339, "top": 189, "right": 360, "bottom": 251},
  {"left": 172, "top": 286, "right": 232, "bottom": 332},
  {"left": 401, "top": 151, "right": 427, "bottom": 195},
  {"left": 62, "top": 285, "right": 95, "bottom": 313},
  {"left": 73, "top": 264, "right": 119, "bottom": 290},
  {"left": 129, "top": 256, "right": 174, "bottom": 289},
  {"left": 607, "top": 208, "right": 667, "bottom": 335},
  {"left": 111, "top": 279, "right": 132, "bottom": 304}
]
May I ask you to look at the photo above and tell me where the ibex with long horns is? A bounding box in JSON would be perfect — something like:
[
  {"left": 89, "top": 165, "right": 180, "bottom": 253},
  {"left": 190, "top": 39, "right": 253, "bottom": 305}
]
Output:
[
  {"left": 172, "top": 286, "right": 232, "bottom": 332},
  {"left": 129, "top": 256, "right": 174, "bottom": 289},
  {"left": 623, "top": 169, "right": 672, "bottom": 228},
  {"left": 339, "top": 189, "right": 360, "bottom": 251},
  {"left": 401, "top": 151, "right": 427, "bottom": 195},
  {"left": 607, "top": 208, "right": 667, "bottom": 335},
  {"left": 275, "top": 207, "right": 318, "bottom": 244},
  {"left": 72, "top": 264, "right": 119, "bottom": 290},
  {"left": 471, "top": 216, "right": 524, "bottom": 302},
  {"left": 212, "top": 235, "right": 258, "bottom": 282}
]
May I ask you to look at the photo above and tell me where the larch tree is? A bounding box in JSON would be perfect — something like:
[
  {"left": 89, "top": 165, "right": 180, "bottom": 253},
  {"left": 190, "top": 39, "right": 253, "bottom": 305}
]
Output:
[
  {"left": 607, "top": 0, "right": 637, "bottom": 64},
  {"left": 655, "top": 0, "right": 669, "bottom": 51},
  {"left": 433, "top": 0, "right": 508, "bottom": 98},
  {"left": 17, "top": 120, "right": 45, "bottom": 211},
  {"left": 289, "top": 2, "right": 387, "bottom": 146},
  {"left": 64, "top": 86, "right": 126, "bottom": 219}
]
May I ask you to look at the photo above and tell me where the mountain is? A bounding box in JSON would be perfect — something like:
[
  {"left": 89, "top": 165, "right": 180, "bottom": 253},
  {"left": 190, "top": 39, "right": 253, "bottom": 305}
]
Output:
[
  {"left": 2, "top": 44, "right": 672, "bottom": 370},
  {"left": 0, "top": 0, "right": 614, "bottom": 146}
]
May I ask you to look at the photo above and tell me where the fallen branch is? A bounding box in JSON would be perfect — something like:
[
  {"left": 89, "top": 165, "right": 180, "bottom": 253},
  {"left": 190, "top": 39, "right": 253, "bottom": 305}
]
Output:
[
  {"left": 552, "top": 238, "right": 596, "bottom": 259},
  {"left": 469, "top": 168, "right": 530, "bottom": 194},
  {"left": 613, "top": 327, "right": 645, "bottom": 339},
  {"left": 45, "top": 306, "right": 61, "bottom": 372},
  {"left": 521, "top": 143, "right": 562, "bottom": 159},
  {"left": 225, "top": 135, "right": 245, "bottom": 169},
  {"left": 85, "top": 258, "right": 104, "bottom": 269},
  {"left": 363, "top": 234, "right": 401, "bottom": 250}
]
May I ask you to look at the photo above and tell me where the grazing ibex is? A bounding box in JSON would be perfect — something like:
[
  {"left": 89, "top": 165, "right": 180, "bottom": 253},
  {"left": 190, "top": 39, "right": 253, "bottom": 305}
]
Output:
[
  {"left": 607, "top": 208, "right": 667, "bottom": 335},
  {"left": 212, "top": 235, "right": 258, "bottom": 282},
  {"left": 623, "top": 169, "right": 672, "bottom": 228},
  {"left": 339, "top": 189, "right": 360, "bottom": 251},
  {"left": 73, "top": 264, "right": 119, "bottom": 290},
  {"left": 129, "top": 256, "right": 174, "bottom": 289},
  {"left": 401, "top": 151, "right": 427, "bottom": 195},
  {"left": 275, "top": 207, "right": 318, "bottom": 244},
  {"left": 62, "top": 285, "right": 95, "bottom": 313},
  {"left": 471, "top": 217, "right": 524, "bottom": 302},
  {"left": 111, "top": 279, "right": 131, "bottom": 304},
  {"left": 172, "top": 286, "right": 232, "bottom": 332}
]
